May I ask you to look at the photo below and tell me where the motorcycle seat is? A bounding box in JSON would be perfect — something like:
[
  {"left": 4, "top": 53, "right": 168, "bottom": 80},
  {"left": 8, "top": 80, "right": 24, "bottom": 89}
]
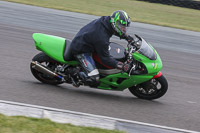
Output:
[{"left": 63, "top": 39, "right": 73, "bottom": 61}]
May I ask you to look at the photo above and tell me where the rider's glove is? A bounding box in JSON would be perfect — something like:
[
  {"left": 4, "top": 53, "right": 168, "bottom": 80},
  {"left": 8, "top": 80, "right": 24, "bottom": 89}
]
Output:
[
  {"left": 126, "top": 35, "right": 134, "bottom": 43},
  {"left": 116, "top": 62, "right": 124, "bottom": 70},
  {"left": 121, "top": 33, "right": 134, "bottom": 42},
  {"left": 121, "top": 34, "right": 134, "bottom": 42},
  {"left": 116, "top": 61, "right": 131, "bottom": 72}
]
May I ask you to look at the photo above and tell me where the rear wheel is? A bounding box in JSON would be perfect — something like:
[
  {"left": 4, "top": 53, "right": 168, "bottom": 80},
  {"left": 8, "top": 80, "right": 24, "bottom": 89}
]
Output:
[
  {"left": 128, "top": 75, "right": 168, "bottom": 100},
  {"left": 30, "top": 52, "right": 64, "bottom": 85}
]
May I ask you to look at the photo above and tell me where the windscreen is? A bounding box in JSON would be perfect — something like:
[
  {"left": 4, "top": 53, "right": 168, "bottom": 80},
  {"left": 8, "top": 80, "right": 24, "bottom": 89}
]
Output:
[{"left": 137, "top": 37, "right": 157, "bottom": 60}]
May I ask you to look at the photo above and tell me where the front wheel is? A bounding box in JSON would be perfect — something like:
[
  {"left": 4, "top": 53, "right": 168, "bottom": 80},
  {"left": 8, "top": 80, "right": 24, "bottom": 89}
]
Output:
[{"left": 128, "top": 75, "right": 168, "bottom": 100}]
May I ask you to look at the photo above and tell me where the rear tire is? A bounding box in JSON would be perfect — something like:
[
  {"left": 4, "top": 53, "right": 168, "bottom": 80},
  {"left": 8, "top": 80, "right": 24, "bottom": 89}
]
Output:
[
  {"left": 128, "top": 75, "right": 168, "bottom": 100},
  {"left": 30, "top": 52, "right": 64, "bottom": 85}
]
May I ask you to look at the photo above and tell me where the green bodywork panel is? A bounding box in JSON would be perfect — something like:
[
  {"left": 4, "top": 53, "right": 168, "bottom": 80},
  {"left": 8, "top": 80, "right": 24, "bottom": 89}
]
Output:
[
  {"left": 98, "top": 73, "right": 153, "bottom": 90},
  {"left": 98, "top": 44, "right": 162, "bottom": 91},
  {"left": 32, "top": 33, "right": 78, "bottom": 65},
  {"left": 134, "top": 49, "right": 162, "bottom": 74}
]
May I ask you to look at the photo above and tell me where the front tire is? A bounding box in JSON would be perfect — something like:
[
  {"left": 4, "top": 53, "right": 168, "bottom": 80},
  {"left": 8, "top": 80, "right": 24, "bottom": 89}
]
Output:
[
  {"left": 30, "top": 52, "right": 64, "bottom": 85},
  {"left": 128, "top": 75, "right": 168, "bottom": 100}
]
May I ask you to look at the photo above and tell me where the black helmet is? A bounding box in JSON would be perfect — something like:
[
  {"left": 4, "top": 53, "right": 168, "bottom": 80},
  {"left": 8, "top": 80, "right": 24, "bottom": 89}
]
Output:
[{"left": 110, "top": 10, "right": 131, "bottom": 36}]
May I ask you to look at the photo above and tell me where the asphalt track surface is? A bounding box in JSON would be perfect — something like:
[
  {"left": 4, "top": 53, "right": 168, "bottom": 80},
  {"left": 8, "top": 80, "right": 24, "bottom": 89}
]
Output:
[{"left": 0, "top": 1, "right": 200, "bottom": 132}]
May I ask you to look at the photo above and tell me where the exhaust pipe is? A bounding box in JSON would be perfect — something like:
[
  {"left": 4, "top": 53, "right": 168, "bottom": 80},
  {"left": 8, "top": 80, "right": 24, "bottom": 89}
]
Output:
[{"left": 31, "top": 61, "right": 63, "bottom": 80}]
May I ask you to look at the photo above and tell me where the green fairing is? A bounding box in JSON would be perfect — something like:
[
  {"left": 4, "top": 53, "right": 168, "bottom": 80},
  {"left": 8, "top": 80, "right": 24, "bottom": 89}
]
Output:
[
  {"left": 98, "top": 73, "right": 153, "bottom": 90},
  {"left": 32, "top": 33, "right": 78, "bottom": 65},
  {"left": 134, "top": 48, "right": 162, "bottom": 74},
  {"left": 98, "top": 44, "right": 162, "bottom": 91}
]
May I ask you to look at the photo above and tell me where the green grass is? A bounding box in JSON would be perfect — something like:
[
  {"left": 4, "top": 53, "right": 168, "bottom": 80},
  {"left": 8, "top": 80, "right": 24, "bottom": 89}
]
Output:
[
  {"left": 3, "top": 0, "right": 200, "bottom": 32},
  {"left": 0, "top": 113, "right": 124, "bottom": 133}
]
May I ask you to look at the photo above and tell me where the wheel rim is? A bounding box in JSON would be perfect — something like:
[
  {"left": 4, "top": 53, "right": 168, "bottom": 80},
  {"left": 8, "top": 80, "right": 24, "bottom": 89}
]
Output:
[
  {"left": 135, "top": 79, "right": 161, "bottom": 96},
  {"left": 129, "top": 75, "right": 168, "bottom": 100}
]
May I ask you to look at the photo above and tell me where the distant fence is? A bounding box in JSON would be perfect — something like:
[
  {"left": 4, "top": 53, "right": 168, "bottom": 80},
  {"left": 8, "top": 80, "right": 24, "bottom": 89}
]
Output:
[{"left": 136, "top": 0, "right": 200, "bottom": 10}]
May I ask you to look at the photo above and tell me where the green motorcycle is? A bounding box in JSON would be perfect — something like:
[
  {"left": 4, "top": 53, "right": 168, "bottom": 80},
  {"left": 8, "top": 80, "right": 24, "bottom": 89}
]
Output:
[{"left": 30, "top": 33, "right": 168, "bottom": 100}]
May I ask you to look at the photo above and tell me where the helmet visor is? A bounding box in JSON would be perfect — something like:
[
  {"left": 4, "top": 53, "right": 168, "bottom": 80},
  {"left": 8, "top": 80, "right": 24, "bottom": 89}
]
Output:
[
  {"left": 118, "top": 24, "right": 128, "bottom": 33},
  {"left": 116, "top": 21, "right": 129, "bottom": 34}
]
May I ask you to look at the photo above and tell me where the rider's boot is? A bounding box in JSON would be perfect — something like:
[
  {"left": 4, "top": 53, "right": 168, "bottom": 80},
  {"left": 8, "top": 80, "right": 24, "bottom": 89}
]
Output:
[
  {"left": 79, "top": 71, "right": 100, "bottom": 87},
  {"left": 74, "top": 53, "right": 100, "bottom": 87}
]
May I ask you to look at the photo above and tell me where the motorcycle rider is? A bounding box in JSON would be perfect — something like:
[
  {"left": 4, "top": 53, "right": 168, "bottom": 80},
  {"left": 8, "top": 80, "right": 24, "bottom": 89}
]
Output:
[{"left": 70, "top": 10, "right": 135, "bottom": 87}]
